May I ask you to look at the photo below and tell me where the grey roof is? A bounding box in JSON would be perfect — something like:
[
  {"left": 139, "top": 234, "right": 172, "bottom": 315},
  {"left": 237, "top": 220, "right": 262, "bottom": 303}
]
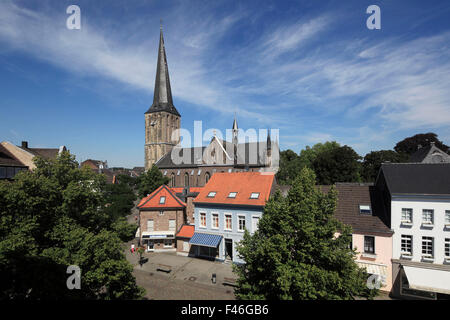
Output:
[
  {"left": 145, "top": 28, "right": 180, "bottom": 117},
  {"left": 409, "top": 143, "right": 450, "bottom": 163},
  {"left": 155, "top": 140, "right": 273, "bottom": 169},
  {"left": 380, "top": 163, "right": 450, "bottom": 195}
]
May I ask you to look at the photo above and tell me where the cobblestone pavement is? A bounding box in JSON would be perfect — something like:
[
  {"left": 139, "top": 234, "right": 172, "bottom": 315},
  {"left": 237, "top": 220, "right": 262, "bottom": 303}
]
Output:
[{"left": 124, "top": 241, "right": 236, "bottom": 300}]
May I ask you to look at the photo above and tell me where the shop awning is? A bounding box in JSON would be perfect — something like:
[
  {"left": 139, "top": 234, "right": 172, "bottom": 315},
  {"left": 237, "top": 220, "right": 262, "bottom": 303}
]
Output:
[
  {"left": 189, "top": 232, "right": 222, "bottom": 248},
  {"left": 142, "top": 231, "right": 175, "bottom": 239},
  {"left": 403, "top": 266, "right": 450, "bottom": 295},
  {"left": 357, "top": 261, "right": 388, "bottom": 284}
]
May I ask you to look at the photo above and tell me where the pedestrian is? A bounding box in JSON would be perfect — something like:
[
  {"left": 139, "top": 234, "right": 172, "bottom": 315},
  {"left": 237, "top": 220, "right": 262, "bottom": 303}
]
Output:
[{"left": 131, "top": 244, "right": 135, "bottom": 253}]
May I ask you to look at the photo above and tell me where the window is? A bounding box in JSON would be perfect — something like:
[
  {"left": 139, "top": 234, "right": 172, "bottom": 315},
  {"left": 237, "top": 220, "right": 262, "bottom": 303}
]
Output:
[
  {"left": 401, "top": 235, "right": 413, "bottom": 256},
  {"left": 252, "top": 216, "right": 260, "bottom": 233},
  {"left": 147, "top": 219, "right": 154, "bottom": 232},
  {"left": 445, "top": 238, "right": 450, "bottom": 258},
  {"left": 228, "top": 192, "right": 237, "bottom": 198},
  {"left": 238, "top": 215, "right": 246, "bottom": 232},
  {"left": 207, "top": 191, "right": 216, "bottom": 198},
  {"left": 212, "top": 213, "right": 219, "bottom": 229},
  {"left": 159, "top": 210, "right": 164, "bottom": 216},
  {"left": 225, "top": 214, "right": 232, "bottom": 230},
  {"left": 163, "top": 170, "right": 167, "bottom": 176},
  {"left": 250, "top": 192, "right": 260, "bottom": 199},
  {"left": 364, "top": 236, "right": 375, "bottom": 254},
  {"left": 422, "top": 209, "right": 434, "bottom": 225},
  {"left": 359, "top": 205, "right": 372, "bottom": 215},
  {"left": 200, "top": 212, "right": 206, "bottom": 228},
  {"left": 171, "top": 173, "right": 175, "bottom": 187},
  {"left": 164, "top": 239, "right": 172, "bottom": 247},
  {"left": 445, "top": 211, "right": 450, "bottom": 225},
  {"left": 197, "top": 169, "right": 202, "bottom": 176},
  {"left": 177, "top": 170, "right": 180, "bottom": 175},
  {"left": 184, "top": 173, "right": 189, "bottom": 187},
  {"left": 0, "top": 167, "right": 6, "bottom": 179},
  {"left": 169, "top": 219, "right": 176, "bottom": 231},
  {"left": 422, "top": 236, "right": 434, "bottom": 258},
  {"left": 205, "top": 172, "right": 211, "bottom": 184},
  {"left": 159, "top": 196, "right": 166, "bottom": 204},
  {"left": 401, "top": 208, "right": 413, "bottom": 223}
]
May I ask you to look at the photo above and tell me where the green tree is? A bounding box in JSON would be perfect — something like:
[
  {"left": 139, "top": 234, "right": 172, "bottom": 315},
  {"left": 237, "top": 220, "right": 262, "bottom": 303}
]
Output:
[
  {"left": 136, "top": 164, "right": 169, "bottom": 198},
  {"left": 275, "top": 150, "right": 302, "bottom": 185},
  {"left": 298, "top": 141, "right": 341, "bottom": 169},
  {"left": 0, "top": 152, "right": 145, "bottom": 299},
  {"left": 394, "top": 132, "right": 449, "bottom": 155},
  {"left": 312, "top": 145, "right": 361, "bottom": 185},
  {"left": 234, "top": 167, "right": 376, "bottom": 300},
  {"left": 362, "top": 150, "right": 408, "bottom": 182}
]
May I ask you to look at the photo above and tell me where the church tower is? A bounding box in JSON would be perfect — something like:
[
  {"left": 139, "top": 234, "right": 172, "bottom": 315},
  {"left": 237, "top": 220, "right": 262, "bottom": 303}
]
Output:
[{"left": 145, "top": 25, "right": 181, "bottom": 171}]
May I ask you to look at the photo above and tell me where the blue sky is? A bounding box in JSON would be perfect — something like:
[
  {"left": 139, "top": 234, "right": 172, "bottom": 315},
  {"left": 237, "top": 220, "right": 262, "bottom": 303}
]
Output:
[{"left": 1, "top": 0, "right": 449, "bottom": 168}]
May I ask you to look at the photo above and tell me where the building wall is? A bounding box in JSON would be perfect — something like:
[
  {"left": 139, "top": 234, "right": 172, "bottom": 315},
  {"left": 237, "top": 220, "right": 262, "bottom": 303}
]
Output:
[
  {"left": 352, "top": 233, "right": 393, "bottom": 292},
  {"left": 194, "top": 204, "right": 263, "bottom": 263},
  {"left": 139, "top": 208, "right": 184, "bottom": 250},
  {"left": 391, "top": 197, "right": 450, "bottom": 263}
]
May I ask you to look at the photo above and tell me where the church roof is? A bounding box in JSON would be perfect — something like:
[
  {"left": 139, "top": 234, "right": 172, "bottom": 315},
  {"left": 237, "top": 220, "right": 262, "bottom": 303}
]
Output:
[
  {"left": 409, "top": 142, "right": 450, "bottom": 163},
  {"left": 145, "top": 27, "right": 180, "bottom": 117}
]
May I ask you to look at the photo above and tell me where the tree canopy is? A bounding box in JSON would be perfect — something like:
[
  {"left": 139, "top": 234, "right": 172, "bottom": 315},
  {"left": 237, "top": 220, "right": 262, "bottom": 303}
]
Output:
[
  {"left": 361, "top": 150, "right": 407, "bottom": 182},
  {"left": 312, "top": 145, "right": 361, "bottom": 185},
  {"left": 0, "top": 152, "right": 144, "bottom": 299},
  {"left": 394, "top": 132, "right": 449, "bottom": 155},
  {"left": 234, "top": 167, "right": 376, "bottom": 299},
  {"left": 136, "top": 165, "right": 169, "bottom": 199}
]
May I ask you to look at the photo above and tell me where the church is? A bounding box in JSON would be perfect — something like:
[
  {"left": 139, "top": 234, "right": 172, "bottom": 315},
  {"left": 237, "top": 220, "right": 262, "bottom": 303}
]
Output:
[{"left": 144, "top": 26, "right": 279, "bottom": 188}]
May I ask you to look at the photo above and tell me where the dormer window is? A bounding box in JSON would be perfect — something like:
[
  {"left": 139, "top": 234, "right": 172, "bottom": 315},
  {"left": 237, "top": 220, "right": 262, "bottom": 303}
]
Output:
[
  {"left": 207, "top": 191, "right": 217, "bottom": 198},
  {"left": 359, "top": 205, "right": 371, "bottom": 215},
  {"left": 250, "top": 192, "right": 260, "bottom": 199},
  {"left": 159, "top": 196, "right": 166, "bottom": 204},
  {"left": 228, "top": 192, "right": 237, "bottom": 198}
]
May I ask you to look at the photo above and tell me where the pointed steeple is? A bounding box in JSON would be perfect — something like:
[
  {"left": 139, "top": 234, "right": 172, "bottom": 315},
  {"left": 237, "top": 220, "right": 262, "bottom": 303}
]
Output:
[
  {"left": 146, "top": 24, "right": 180, "bottom": 116},
  {"left": 232, "top": 115, "right": 238, "bottom": 131}
]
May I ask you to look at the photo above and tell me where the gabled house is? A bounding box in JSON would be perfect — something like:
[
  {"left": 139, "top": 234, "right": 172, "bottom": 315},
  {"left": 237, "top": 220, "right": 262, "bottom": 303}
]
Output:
[
  {"left": 409, "top": 142, "right": 450, "bottom": 164},
  {"left": 1, "top": 140, "right": 67, "bottom": 170},
  {"left": 376, "top": 163, "right": 450, "bottom": 299},
  {"left": 137, "top": 185, "right": 186, "bottom": 252},
  {"left": 81, "top": 159, "right": 116, "bottom": 184},
  {"left": 191, "top": 172, "right": 275, "bottom": 263},
  {"left": 0, "top": 143, "right": 28, "bottom": 180},
  {"left": 321, "top": 183, "right": 393, "bottom": 292}
]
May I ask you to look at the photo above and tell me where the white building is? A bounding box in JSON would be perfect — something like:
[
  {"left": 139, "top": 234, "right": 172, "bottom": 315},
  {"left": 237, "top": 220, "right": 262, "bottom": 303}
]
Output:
[{"left": 377, "top": 163, "right": 450, "bottom": 299}]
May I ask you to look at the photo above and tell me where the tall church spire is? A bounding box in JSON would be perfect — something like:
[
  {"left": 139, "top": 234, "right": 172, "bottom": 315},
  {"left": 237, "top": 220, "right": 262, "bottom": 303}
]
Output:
[{"left": 145, "top": 24, "right": 180, "bottom": 116}]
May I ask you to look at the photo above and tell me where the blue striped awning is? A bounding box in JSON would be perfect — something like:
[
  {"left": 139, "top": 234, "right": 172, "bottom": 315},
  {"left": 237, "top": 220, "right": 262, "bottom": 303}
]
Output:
[{"left": 189, "top": 232, "right": 222, "bottom": 248}]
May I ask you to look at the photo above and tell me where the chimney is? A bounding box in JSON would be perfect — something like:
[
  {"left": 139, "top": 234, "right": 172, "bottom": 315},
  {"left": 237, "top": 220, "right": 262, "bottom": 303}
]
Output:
[{"left": 21, "top": 141, "right": 28, "bottom": 149}]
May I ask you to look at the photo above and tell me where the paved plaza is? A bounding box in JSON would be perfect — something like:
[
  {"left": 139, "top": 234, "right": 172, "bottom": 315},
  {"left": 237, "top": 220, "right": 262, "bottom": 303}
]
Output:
[{"left": 125, "top": 242, "right": 237, "bottom": 300}]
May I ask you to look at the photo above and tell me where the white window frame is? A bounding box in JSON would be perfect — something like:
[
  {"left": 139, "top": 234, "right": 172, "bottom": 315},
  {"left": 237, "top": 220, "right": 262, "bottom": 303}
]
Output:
[
  {"left": 359, "top": 205, "right": 372, "bottom": 215},
  {"left": 224, "top": 214, "right": 232, "bottom": 231},
  {"left": 250, "top": 192, "right": 260, "bottom": 199},
  {"left": 401, "top": 208, "right": 413, "bottom": 224},
  {"left": 251, "top": 215, "right": 260, "bottom": 234},
  {"left": 228, "top": 192, "right": 237, "bottom": 198},
  {"left": 169, "top": 219, "right": 176, "bottom": 231},
  {"left": 363, "top": 236, "right": 375, "bottom": 255},
  {"left": 445, "top": 210, "right": 450, "bottom": 226},
  {"left": 401, "top": 235, "right": 413, "bottom": 258},
  {"left": 159, "top": 196, "right": 166, "bottom": 204},
  {"left": 421, "top": 236, "right": 434, "bottom": 261},
  {"left": 211, "top": 213, "right": 219, "bottom": 229},
  {"left": 147, "top": 219, "right": 154, "bottom": 232},
  {"left": 422, "top": 209, "right": 434, "bottom": 227},
  {"left": 199, "top": 212, "right": 207, "bottom": 228},
  {"left": 237, "top": 215, "right": 246, "bottom": 232},
  {"left": 207, "top": 191, "right": 217, "bottom": 198},
  {"left": 445, "top": 238, "right": 450, "bottom": 260}
]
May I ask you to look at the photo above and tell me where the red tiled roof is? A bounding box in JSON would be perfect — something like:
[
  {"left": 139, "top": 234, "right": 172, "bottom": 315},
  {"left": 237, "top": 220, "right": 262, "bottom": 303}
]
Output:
[
  {"left": 193, "top": 172, "right": 275, "bottom": 206},
  {"left": 137, "top": 185, "right": 186, "bottom": 209},
  {"left": 176, "top": 225, "right": 195, "bottom": 238}
]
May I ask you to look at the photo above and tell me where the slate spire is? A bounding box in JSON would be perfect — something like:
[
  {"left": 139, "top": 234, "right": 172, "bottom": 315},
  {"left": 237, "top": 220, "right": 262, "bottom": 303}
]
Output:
[{"left": 146, "top": 25, "right": 180, "bottom": 116}]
